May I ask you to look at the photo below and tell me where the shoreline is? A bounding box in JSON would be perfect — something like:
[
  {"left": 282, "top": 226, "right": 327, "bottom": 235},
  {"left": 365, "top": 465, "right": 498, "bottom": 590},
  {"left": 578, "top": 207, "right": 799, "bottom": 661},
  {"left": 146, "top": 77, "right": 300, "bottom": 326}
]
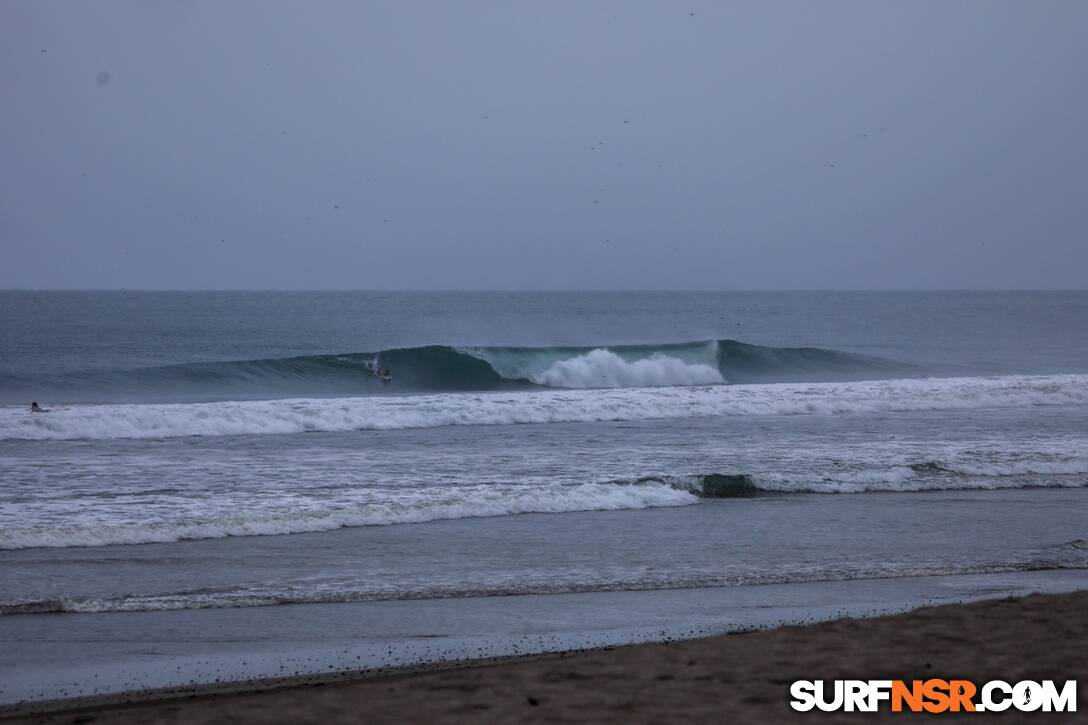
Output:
[
  {"left": 5, "top": 589, "right": 1086, "bottom": 723},
  {"left": 3, "top": 568, "right": 1086, "bottom": 720}
]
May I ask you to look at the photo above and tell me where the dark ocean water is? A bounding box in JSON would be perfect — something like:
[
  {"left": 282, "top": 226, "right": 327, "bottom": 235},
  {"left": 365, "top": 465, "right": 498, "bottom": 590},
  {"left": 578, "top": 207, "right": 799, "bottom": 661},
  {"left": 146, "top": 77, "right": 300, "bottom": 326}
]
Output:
[
  {"left": 0, "top": 291, "right": 1085, "bottom": 615},
  {"left": 2, "top": 290, "right": 1086, "bottom": 398}
]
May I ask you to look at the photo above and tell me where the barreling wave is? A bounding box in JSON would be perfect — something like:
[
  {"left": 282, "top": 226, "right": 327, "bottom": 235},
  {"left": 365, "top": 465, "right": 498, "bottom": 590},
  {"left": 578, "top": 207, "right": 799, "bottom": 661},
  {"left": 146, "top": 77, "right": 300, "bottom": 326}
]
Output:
[
  {"left": 0, "top": 339, "right": 909, "bottom": 402},
  {"left": 3, "top": 373, "right": 1086, "bottom": 441}
]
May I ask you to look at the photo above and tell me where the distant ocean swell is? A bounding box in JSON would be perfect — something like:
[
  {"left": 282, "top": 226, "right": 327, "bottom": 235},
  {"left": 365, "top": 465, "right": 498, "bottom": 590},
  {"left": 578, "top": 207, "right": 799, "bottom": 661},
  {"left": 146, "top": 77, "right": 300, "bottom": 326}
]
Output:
[
  {"left": 0, "top": 339, "right": 906, "bottom": 401},
  {"left": 2, "top": 373, "right": 1086, "bottom": 441}
]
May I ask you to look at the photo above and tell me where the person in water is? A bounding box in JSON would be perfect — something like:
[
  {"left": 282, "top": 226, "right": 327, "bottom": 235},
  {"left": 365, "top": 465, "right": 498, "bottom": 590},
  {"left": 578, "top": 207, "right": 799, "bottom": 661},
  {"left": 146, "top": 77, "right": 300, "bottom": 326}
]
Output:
[
  {"left": 30, "top": 401, "right": 49, "bottom": 413},
  {"left": 380, "top": 368, "right": 393, "bottom": 384}
]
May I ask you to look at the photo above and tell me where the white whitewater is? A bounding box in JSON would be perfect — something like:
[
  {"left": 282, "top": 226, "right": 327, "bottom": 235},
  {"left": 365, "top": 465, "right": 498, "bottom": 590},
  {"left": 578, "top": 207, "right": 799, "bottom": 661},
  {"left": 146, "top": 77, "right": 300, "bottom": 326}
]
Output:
[{"left": 3, "top": 373, "right": 1086, "bottom": 441}]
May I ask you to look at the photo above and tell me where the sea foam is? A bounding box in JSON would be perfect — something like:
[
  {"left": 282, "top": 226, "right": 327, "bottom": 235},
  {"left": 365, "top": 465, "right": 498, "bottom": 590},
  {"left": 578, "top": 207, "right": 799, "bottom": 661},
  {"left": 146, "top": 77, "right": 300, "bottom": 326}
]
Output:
[
  {"left": 4, "top": 372, "right": 1083, "bottom": 439},
  {"left": 2, "top": 373, "right": 1086, "bottom": 441},
  {"left": 529, "top": 349, "right": 724, "bottom": 388},
  {"left": 0, "top": 482, "right": 697, "bottom": 550}
]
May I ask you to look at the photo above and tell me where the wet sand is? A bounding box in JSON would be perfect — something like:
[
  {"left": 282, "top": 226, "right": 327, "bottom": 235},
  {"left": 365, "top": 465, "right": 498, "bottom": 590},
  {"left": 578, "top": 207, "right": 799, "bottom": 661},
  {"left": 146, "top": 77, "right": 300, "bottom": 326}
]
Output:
[{"left": 7, "top": 590, "right": 1086, "bottom": 724}]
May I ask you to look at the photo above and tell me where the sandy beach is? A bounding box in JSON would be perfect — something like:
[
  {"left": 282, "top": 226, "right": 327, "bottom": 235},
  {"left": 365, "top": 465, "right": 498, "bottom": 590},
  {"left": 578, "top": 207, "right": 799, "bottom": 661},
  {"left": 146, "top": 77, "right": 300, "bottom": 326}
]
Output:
[
  {"left": 7, "top": 590, "right": 1085, "bottom": 724},
  {"left": 6, "top": 0, "right": 1088, "bottom": 718}
]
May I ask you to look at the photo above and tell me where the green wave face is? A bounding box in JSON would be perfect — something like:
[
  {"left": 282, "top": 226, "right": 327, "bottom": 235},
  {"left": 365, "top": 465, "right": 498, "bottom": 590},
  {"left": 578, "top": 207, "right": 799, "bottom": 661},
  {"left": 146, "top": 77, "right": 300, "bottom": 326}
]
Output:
[{"left": 0, "top": 340, "right": 910, "bottom": 403}]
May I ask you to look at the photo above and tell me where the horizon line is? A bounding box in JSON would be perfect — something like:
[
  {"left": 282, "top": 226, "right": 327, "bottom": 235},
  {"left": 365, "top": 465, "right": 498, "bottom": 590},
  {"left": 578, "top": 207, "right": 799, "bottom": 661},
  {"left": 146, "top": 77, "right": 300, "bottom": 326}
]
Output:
[{"left": 2, "top": 287, "right": 1087, "bottom": 294}]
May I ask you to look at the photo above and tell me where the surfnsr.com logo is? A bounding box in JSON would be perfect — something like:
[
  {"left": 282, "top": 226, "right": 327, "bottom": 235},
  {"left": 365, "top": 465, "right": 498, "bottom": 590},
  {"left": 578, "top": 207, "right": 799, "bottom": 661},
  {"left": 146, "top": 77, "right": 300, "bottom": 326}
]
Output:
[{"left": 790, "top": 679, "right": 1077, "bottom": 713}]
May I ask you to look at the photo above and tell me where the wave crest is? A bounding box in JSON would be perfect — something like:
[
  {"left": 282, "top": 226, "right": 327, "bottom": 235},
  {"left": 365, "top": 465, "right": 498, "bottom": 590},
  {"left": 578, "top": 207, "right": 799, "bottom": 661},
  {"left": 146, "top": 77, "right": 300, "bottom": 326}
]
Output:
[
  {"left": 0, "top": 339, "right": 909, "bottom": 402},
  {"left": 530, "top": 349, "right": 724, "bottom": 388}
]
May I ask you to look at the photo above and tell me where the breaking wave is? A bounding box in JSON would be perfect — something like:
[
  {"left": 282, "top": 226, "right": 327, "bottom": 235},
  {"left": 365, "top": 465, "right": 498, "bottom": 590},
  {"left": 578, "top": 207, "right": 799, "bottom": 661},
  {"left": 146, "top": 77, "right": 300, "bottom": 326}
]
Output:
[
  {"left": 2, "top": 456, "right": 1084, "bottom": 552},
  {"left": 0, "top": 339, "right": 909, "bottom": 402},
  {"left": 524, "top": 348, "right": 723, "bottom": 388},
  {"left": 0, "top": 482, "right": 698, "bottom": 550},
  {"left": 643, "top": 464, "right": 1088, "bottom": 496},
  {"left": 3, "top": 373, "right": 1085, "bottom": 441}
]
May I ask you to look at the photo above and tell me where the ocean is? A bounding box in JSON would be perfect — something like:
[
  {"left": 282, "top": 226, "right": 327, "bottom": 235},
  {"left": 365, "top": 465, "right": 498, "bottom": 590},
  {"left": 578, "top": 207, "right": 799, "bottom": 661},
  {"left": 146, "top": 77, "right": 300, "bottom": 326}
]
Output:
[{"left": 1, "top": 290, "right": 1086, "bottom": 702}]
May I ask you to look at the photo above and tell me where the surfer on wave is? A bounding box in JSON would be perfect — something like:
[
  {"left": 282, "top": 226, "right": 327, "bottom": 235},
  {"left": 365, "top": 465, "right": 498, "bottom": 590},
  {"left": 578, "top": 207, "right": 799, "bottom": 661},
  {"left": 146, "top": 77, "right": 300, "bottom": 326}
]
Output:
[
  {"left": 30, "top": 401, "right": 49, "bottom": 413},
  {"left": 366, "top": 357, "right": 392, "bottom": 384}
]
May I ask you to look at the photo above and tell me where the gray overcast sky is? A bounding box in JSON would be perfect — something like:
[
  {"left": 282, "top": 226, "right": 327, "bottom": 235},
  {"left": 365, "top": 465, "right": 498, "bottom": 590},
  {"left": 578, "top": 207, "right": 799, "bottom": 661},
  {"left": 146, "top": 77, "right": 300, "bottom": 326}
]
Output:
[{"left": 2, "top": 1, "right": 1086, "bottom": 290}]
